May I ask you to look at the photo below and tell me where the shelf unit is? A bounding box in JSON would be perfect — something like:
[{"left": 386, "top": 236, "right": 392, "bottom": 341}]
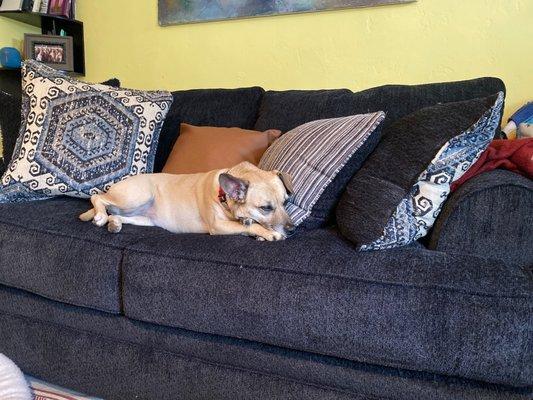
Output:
[
  {"left": 0, "top": 67, "right": 22, "bottom": 97},
  {"left": 0, "top": 11, "right": 85, "bottom": 75}
]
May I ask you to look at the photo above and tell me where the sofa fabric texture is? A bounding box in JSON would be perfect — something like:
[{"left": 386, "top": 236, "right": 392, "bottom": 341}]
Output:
[
  {"left": 155, "top": 87, "right": 265, "bottom": 172},
  {"left": 121, "top": 228, "right": 532, "bottom": 386},
  {"left": 259, "top": 113, "right": 385, "bottom": 227},
  {"left": 0, "top": 61, "right": 172, "bottom": 203},
  {"left": 429, "top": 170, "right": 533, "bottom": 268},
  {"left": 0, "top": 197, "right": 166, "bottom": 313},
  {"left": 337, "top": 94, "right": 504, "bottom": 249},
  {"left": 254, "top": 78, "right": 506, "bottom": 134},
  {"left": 163, "top": 123, "right": 281, "bottom": 174},
  {"left": 1, "top": 285, "right": 530, "bottom": 400}
]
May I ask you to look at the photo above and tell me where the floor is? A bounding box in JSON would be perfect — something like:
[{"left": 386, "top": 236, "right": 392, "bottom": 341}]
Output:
[{"left": 26, "top": 375, "right": 103, "bottom": 400}]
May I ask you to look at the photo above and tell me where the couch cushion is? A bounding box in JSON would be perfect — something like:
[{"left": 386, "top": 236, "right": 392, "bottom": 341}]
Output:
[
  {"left": 0, "top": 197, "right": 159, "bottom": 313},
  {"left": 122, "top": 229, "right": 532, "bottom": 386},
  {"left": 162, "top": 123, "right": 280, "bottom": 175},
  {"left": 155, "top": 87, "right": 265, "bottom": 172}
]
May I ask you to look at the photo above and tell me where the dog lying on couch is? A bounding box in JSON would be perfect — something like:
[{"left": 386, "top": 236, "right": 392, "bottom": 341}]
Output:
[{"left": 80, "top": 161, "right": 295, "bottom": 241}]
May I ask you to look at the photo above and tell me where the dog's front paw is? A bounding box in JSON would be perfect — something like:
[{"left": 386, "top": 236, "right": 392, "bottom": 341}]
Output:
[
  {"left": 107, "top": 217, "right": 122, "bottom": 234},
  {"left": 257, "top": 230, "right": 285, "bottom": 242},
  {"left": 92, "top": 212, "right": 108, "bottom": 227}
]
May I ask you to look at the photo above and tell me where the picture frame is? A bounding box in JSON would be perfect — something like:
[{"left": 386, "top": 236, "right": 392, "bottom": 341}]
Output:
[
  {"left": 24, "top": 34, "right": 74, "bottom": 72},
  {"left": 47, "top": 0, "right": 72, "bottom": 18}
]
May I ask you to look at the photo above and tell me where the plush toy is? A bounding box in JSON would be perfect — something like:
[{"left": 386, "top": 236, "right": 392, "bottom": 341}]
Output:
[
  {"left": 0, "top": 353, "right": 32, "bottom": 400},
  {"left": 502, "top": 102, "right": 533, "bottom": 139}
]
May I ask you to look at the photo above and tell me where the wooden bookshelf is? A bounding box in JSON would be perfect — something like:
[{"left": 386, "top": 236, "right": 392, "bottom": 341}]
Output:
[{"left": 0, "top": 11, "right": 85, "bottom": 75}]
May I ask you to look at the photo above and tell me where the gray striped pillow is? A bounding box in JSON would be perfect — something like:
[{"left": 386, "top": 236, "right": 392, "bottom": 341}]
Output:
[{"left": 259, "top": 112, "right": 385, "bottom": 227}]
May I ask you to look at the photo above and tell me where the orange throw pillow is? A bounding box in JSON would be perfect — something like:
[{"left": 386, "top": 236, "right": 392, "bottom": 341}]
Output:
[{"left": 162, "top": 123, "right": 281, "bottom": 175}]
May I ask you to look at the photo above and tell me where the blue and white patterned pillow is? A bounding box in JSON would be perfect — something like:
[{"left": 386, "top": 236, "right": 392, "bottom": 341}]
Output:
[
  {"left": 0, "top": 60, "right": 173, "bottom": 203},
  {"left": 359, "top": 92, "right": 504, "bottom": 251}
]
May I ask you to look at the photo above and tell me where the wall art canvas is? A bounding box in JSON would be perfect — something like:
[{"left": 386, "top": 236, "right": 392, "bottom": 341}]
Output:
[{"left": 159, "top": 0, "right": 415, "bottom": 26}]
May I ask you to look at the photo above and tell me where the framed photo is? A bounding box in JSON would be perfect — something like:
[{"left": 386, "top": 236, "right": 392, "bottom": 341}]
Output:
[
  {"left": 47, "top": 0, "right": 72, "bottom": 18},
  {"left": 24, "top": 34, "right": 74, "bottom": 72}
]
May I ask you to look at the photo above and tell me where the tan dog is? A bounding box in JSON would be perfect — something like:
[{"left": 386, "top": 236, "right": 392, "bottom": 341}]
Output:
[{"left": 79, "top": 162, "right": 295, "bottom": 241}]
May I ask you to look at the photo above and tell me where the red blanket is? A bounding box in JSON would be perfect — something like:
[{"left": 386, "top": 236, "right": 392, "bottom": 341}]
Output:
[{"left": 451, "top": 138, "right": 533, "bottom": 192}]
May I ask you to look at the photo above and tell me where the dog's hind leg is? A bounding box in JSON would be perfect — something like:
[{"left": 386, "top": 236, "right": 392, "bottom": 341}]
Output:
[
  {"left": 79, "top": 208, "right": 95, "bottom": 222},
  {"left": 91, "top": 194, "right": 111, "bottom": 227},
  {"left": 107, "top": 215, "right": 154, "bottom": 233}
]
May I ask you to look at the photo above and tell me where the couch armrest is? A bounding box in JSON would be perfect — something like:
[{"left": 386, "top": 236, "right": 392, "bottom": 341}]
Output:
[{"left": 428, "top": 170, "right": 533, "bottom": 268}]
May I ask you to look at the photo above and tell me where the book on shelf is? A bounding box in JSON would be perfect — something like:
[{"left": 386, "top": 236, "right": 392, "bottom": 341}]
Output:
[
  {"left": 39, "top": 0, "right": 49, "bottom": 14},
  {"left": 0, "top": 0, "right": 24, "bottom": 11},
  {"left": 0, "top": 0, "right": 75, "bottom": 18},
  {"left": 47, "top": 0, "right": 73, "bottom": 18},
  {"left": 32, "top": 0, "right": 42, "bottom": 12}
]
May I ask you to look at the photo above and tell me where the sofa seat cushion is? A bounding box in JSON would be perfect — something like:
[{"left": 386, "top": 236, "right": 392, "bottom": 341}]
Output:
[
  {"left": 0, "top": 197, "right": 158, "bottom": 313},
  {"left": 122, "top": 229, "right": 532, "bottom": 386}
]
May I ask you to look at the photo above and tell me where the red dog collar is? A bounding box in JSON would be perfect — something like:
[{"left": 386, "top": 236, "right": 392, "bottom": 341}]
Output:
[{"left": 218, "top": 187, "right": 227, "bottom": 204}]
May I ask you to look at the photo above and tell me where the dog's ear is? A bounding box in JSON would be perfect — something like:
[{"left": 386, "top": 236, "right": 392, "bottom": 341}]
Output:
[
  {"left": 219, "top": 173, "right": 249, "bottom": 203},
  {"left": 276, "top": 171, "right": 294, "bottom": 196}
]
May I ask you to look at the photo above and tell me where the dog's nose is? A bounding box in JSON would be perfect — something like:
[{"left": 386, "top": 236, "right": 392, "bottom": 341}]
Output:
[{"left": 284, "top": 223, "right": 296, "bottom": 236}]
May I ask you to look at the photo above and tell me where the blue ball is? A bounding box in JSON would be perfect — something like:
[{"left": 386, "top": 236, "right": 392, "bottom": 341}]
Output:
[{"left": 0, "top": 47, "right": 22, "bottom": 69}]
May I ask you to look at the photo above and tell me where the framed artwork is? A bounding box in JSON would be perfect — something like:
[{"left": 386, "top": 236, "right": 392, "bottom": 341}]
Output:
[
  {"left": 24, "top": 34, "right": 74, "bottom": 72},
  {"left": 159, "top": 0, "right": 415, "bottom": 26}
]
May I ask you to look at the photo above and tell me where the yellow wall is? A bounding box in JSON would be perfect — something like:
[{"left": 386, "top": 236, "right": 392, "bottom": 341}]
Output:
[
  {"left": 0, "top": 18, "right": 38, "bottom": 154},
  {"left": 77, "top": 0, "right": 532, "bottom": 120},
  {"left": 0, "top": 1, "right": 531, "bottom": 120},
  {"left": 0, "top": 17, "right": 38, "bottom": 51}
]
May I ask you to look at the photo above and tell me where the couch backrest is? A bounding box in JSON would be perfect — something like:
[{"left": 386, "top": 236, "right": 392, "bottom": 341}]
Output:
[
  {"left": 150, "top": 78, "right": 507, "bottom": 172},
  {"left": 253, "top": 77, "right": 506, "bottom": 133}
]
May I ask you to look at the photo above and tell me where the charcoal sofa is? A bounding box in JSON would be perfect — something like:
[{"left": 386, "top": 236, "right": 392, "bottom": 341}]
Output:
[{"left": 0, "top": 77, "right": 531, "bottom": 400}]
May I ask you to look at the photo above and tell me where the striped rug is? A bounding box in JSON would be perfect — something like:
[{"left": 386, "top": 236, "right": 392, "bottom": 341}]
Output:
[{"left": 26, "top": 376, "right": 103, "bottom": 400}]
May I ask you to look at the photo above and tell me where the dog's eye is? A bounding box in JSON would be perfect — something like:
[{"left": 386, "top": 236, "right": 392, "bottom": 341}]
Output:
[{"left": 260, "top": 205, "right": 274, "bottom": 213}]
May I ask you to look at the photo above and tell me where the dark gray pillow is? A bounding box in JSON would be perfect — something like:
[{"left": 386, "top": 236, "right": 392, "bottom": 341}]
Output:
[{"left": 337, "top": 93, "right": 504, "bottom": 250}]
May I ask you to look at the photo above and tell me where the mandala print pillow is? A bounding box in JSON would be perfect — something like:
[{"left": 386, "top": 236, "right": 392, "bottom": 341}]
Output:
[
  {"left": 0, "top": 60, "right": 173, "bottom": 203},
  {"left": 337, "top": 92, "right": 504, "bottom": 251}
]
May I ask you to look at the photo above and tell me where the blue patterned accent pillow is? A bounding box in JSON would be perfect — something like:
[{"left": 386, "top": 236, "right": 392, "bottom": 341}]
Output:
[
  {"left": 337, "top": 92, "right": 504, "bottom": 251},
  {"left": 0, "top": 61, "right": 172, "bottom": 203}
]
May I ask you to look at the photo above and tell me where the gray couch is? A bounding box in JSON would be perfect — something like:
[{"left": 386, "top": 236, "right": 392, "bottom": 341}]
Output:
[{"left": 0, "top": 77, "right": 531, "bottom": 399}]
